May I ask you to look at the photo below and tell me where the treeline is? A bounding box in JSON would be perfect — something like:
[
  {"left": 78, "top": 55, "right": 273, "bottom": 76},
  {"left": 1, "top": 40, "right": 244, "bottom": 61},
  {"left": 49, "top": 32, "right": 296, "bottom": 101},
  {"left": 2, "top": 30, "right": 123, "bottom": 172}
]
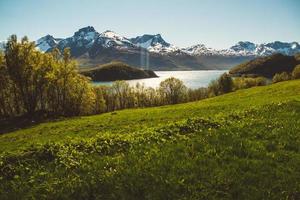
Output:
[
  {"left": 272, "top": 65, "right": 300, "bottom": 83},
  {"left": 0, "top": 35, "right": 269, "bottom": 119}
]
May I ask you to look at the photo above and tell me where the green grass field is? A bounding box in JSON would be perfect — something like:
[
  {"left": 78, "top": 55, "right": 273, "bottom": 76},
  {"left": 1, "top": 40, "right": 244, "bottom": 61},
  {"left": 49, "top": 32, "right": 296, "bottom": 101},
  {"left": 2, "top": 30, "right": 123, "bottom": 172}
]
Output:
[{"left": 1, "top": 80, "right": 300, "bottom": 199}]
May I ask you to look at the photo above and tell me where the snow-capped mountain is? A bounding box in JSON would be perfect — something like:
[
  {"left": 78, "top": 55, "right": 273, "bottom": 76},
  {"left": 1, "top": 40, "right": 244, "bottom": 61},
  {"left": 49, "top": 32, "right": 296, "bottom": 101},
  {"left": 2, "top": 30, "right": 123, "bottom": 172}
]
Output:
[
  {"left": 182, "top": 44, "right": 216, "bottom": 56},
  {"left": 36, "top": 26, "right": 181, "bottom": 55},
  {"left": 36, "top": 26, "right": 300, "bottom": 57},
  {"left": 130, "top": 34, "right": 179, "bottom": 53},
  {"left": 33, "top": 26, "right": 300, "bottom": 70},
  {"left": 54, "top": 26, "right": 100, "bottom": 56},
  {"left": 257, "top": 41, "right": 300, "bottom": 56},
  {"left": 183, "top": 41, "right": 300, "bottom": 57},
  {"left": 100, "top": 30, "right": 134, "bottom": 48},
  {"left": 36, "top": 35, "right": 62, "bottom": 52}
]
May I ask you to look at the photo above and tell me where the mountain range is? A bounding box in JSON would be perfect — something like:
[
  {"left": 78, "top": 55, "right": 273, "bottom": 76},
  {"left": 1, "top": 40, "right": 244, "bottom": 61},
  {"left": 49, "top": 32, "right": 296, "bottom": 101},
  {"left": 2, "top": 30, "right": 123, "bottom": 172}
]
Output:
[{"left": 2, "top": 26, "right": 300, "bottom": 70}]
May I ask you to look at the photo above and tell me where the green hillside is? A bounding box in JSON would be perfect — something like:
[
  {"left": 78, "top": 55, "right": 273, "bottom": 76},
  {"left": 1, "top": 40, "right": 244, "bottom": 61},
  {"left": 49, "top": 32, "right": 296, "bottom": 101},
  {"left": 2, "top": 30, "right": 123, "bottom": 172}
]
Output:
[
  {"left": 1, "top": 80, "right": 300, "bottom": 199},
  {"left": 229, "top": 53, "right": 299, "bottom": 78}
]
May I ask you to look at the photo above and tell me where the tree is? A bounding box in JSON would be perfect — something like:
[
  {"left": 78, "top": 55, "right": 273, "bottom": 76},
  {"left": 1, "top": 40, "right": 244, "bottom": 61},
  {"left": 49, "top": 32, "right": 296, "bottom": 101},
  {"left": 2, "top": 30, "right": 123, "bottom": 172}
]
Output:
[
  {"left": 217, "top": 73, "right": 233, "bottom": 94},
  {"left": 64, "top": 74, "right": 95, "bottom": 116},
  {"left": 292, "top": 65, "right": 300, "bottom": 79},
  {"left": 159, "top": 77, "right": 187, "bottom": 104},
  {"left": 2, "top": 36, "right": 98, "bottom": 117},
  {"left": 5, "top": 35, "right": 46, "bottom": 115},
  {"left": 133, "top": 83, "right": 149, "bottom": 107},
  {"left": 272, "top": 72, "right": 291, "bottom": 83},
  {"left": 93, "top": 86, "right": 108, "bottom": 114},
  {"left": 0, "top": 52, "right": 13, "bottom": 117},
  {"left": 187, "top": 87, "right": 208, "bottom": 101},
  {"left": 208, "top": 79, "right": 220, "bottom": 97},
  {"left": 111, "top": 81, "right": 134, "bottom": 110},
  {"left": 46, "top": 48, "right": 95, "bottom": 116}
]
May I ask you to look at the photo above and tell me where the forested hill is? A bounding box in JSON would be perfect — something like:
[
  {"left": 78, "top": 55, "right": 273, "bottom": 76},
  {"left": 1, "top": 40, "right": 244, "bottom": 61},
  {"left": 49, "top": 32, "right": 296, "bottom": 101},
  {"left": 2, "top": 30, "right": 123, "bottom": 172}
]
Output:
[
  {"left": 229, "top": 53, "right": 300, "bottom": 78},
  {"left": 80, "top": 61, "right": 158, "bottom": 81}
]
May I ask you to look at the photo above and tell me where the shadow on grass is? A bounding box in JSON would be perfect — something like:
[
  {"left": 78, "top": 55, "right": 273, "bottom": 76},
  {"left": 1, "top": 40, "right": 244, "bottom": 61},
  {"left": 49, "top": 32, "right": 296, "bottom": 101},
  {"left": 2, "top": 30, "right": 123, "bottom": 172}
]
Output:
[{"left": 0, "top": 112, "right": 65, "bottom": 135}]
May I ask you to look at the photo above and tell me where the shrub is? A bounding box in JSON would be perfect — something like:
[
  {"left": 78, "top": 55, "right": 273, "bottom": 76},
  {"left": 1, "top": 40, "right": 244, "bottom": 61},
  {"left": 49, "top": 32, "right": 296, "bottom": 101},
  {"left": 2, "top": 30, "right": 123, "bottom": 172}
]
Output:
[
  {"left": 233, "top": 77, "right": 267, "bottom": 90},
  {"left": 208, "top": 73, "right": 233, "bottom": 96},
  {"left": 208, "top": 79, "right": 220, "bottom": 97},
  {"left": 292, "top": 65, "right": 300, "bottom": 79},
  {"left": 218, "top": 73, "right": 233, "bottom": 94},
  {"left": 272, "top": 72, "right": 291, "bottom": 83},
  {"left": 187, "top": 87, "right": 209, "bottom": 101}
]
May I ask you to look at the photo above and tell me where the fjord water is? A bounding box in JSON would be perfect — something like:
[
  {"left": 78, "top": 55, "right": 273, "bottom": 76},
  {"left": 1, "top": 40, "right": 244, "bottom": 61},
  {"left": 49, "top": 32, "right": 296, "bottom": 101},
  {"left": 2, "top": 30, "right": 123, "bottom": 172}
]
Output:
[{"left": 94, "top": 70, "right": 227, "bottom": 89}]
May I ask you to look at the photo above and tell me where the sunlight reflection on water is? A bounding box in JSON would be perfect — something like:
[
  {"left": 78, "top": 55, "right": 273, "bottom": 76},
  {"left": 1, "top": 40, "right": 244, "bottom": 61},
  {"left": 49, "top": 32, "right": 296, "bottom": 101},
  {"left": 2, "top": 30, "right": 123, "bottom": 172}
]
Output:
[{"left": 93, "top": 70, "right": 227, "bottom": 89}]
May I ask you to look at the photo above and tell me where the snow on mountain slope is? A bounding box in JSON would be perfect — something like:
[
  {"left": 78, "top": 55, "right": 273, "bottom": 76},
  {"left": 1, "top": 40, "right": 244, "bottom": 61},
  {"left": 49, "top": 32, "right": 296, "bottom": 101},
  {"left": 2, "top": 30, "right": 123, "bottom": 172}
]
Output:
[
  {"left": 182, "top": 44, "right": 216, "bottom": 56},
  {"left": 183, "top": 41, "right": 300, "bottom": 57},
  {"left": 99, "top": 30, "right": 134, "bottom": 48},
  {"left": 35, "top": 26, "right": 300, "bottom": 57},
  {"left": 130, "top": 34, "right": 180, "bottom": 53},
  {"left": 36, "top": 35, "right": 62, "bottom": 52},
  {"left": 61, "top": 26, "right": 99, "bottom": 49}
]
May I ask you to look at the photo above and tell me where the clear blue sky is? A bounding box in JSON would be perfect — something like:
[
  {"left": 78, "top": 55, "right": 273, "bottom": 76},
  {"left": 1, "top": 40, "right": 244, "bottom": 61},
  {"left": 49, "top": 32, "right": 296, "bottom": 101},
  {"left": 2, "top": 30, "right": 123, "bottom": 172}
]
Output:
[{"left": 0, "top": 0, "right": 299, "bottom": 49}]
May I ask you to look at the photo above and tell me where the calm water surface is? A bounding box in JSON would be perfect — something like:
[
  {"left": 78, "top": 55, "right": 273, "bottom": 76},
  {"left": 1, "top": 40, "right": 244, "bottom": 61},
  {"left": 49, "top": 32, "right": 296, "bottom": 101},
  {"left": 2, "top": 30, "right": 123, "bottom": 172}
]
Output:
[{"left": 93, "top": 70, "right": 227, "bottom": 89}]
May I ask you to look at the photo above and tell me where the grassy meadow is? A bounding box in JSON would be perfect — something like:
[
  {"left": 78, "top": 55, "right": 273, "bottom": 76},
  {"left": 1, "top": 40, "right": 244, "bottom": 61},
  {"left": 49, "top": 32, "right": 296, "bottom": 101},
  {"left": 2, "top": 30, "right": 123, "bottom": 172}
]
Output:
[{"left": 0, "top": 79, "right": 300, "bottom": 199}]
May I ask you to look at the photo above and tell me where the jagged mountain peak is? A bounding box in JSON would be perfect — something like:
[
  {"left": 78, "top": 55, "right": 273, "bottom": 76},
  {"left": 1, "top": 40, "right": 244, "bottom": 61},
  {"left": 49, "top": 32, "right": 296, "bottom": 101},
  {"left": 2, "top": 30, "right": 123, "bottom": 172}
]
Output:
[
  {"left": 37, "top": 34, "right": 55, "bottom": 41},
  {"left": 36, "top": 34, "right": 61, "bottom": 52},
  {"left": 264, "top": 41, "right": 300, "bottom": 50},
  {"left": 101, "top": 30, "right": 117, "bottom": 35},
  {"left": 35, "top": 26, "right": 300, "bottom": 58},
  {"left": 129, "top": 33, "right": 181, "bottom": 53},
  {"left": 230, "top": 41, "right": 256, "bottom": 52},
  {"left": 182, "top": 44, "right": 215, "bottom": 56},
  {"left": 100, "top": 30, "right": 127, "bottom": 41},
  {"left": 74, "top": 26, "right": 97, "bottom": 36},
  {"left": 183, "top": 44, "right": 208, "bottom": 50},
  {"left": 72, "top": 26, "right": 99, "bottom": 42},
  {"left": 131, "top": 34, "right": 170, "bottom": 48}
]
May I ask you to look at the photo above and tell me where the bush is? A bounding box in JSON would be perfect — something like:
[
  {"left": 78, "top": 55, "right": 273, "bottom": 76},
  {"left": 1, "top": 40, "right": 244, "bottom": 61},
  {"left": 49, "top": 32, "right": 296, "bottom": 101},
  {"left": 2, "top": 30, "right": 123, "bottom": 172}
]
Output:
[
  {"left": 292, "top": 65, "right": 300, "bottom": 79},
  {"left": 208, "top": 73, "right": 233, "bottom": 96},
  {"left": 218, "top": 73, "right": 233, "bottom": 94},
  {"left": 272, "top": 72, "right": 291, "bottom": 83},
  {"left": 233, "top": 77, "right": 267, "bottom": 90},
  {"left": 187, "top": 87, "right": 209, "bottom": 101},
  {"left": 208, "top": 80, "right": 220, "bottom": 97}
]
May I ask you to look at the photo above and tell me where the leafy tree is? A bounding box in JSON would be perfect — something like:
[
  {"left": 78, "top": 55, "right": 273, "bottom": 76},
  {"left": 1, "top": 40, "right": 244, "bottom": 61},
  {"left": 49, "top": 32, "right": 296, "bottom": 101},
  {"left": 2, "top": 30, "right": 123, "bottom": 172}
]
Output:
[
  {"left": 208, "top": 79, "right": 220, "bottom": 97},
  {"left": 272, "top": 72, "right": 291, "bottom": 83},
  {"left": 217, "top": 73, "right": 233, "bottom": 94},
  {"left": 93, "top": 86, "right": 108, "bottom": 114},
  {"left": 5, "top": 35, "right": 46, "bottom": 114},
  {"left": 0, "top": 52, "right": 15, "bottom": 117},
  {"left": 133, "top": 83, "right": 148, "bottom": 107},
  {"left": 111, "top": 81, "right": 134, "bottom": 110},
  {"left": 159, "top": 77, "right": 187, "bottom": 104},
  {"left": 2, "top": 36, "right": 97, "bottom": 117},
  {"left": 292, "top": 65, "right": 300, "bottom": 79}
]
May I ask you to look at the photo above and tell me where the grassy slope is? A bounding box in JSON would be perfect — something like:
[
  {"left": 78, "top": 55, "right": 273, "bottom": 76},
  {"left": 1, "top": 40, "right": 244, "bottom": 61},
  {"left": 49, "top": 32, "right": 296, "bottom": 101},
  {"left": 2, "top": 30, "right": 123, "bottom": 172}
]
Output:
[
  {"left": 1, "top": 79, "right": 300, "bottom": 153},
  {"left": 1, "top": 80, "right": 300, "bottom": 199}
]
